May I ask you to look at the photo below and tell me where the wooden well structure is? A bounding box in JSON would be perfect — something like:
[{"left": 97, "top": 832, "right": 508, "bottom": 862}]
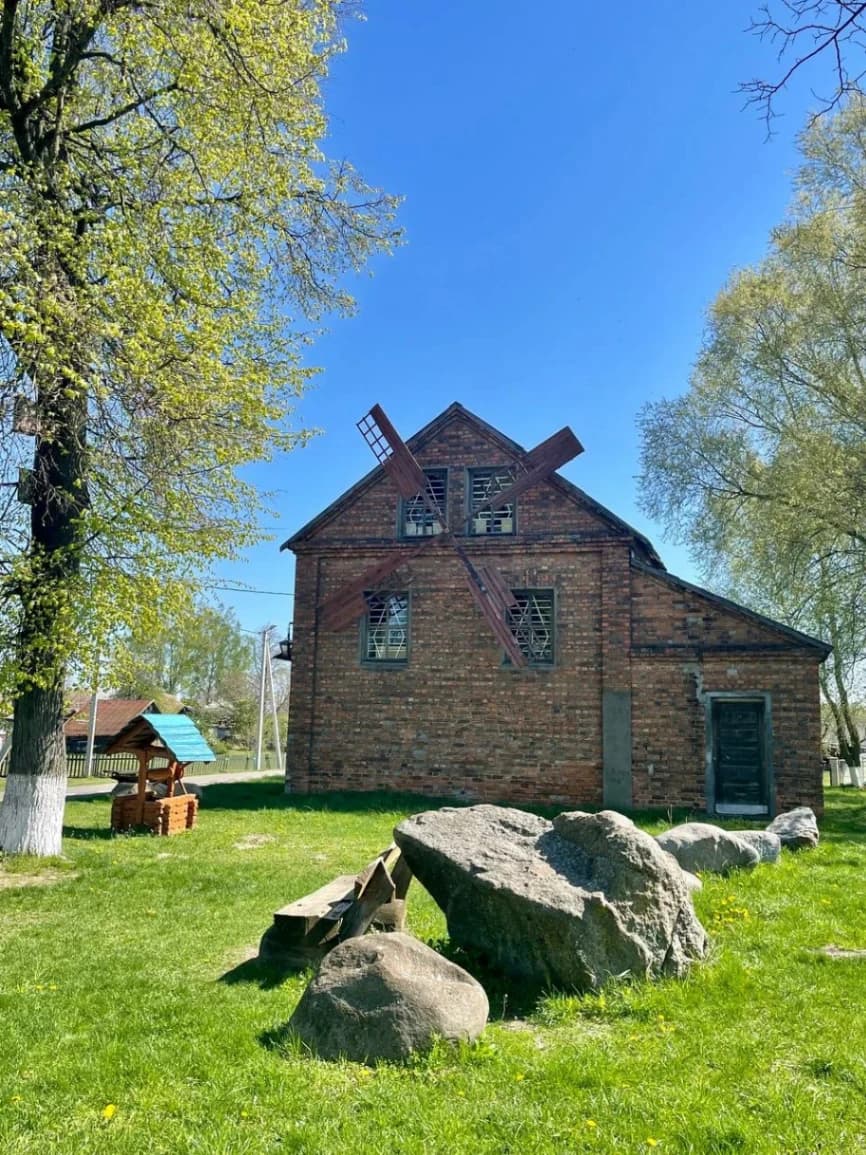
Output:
[{"left": 106, "top": 713, "right": 215, "bottom": 835}]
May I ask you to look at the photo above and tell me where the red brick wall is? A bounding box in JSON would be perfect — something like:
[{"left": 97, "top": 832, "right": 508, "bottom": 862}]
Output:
[
  {"left": 290, "top": 541, "right": 608, "bottom": 806},
  {"left": 630, "top": 569, "right": 823, "bottom": 814},
  {"left": 287, "top": 412, "right": 825, "bottom": 814}
]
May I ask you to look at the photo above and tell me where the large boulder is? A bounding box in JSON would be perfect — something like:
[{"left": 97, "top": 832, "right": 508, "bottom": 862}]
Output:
[
  {"left": 287, "top": 933, "right": 488, "bottom": 1064},
  {"left": 766, "top": 807, "right": 819, "bottom": 851},
  {"left": 393, "top": 805, "right": 707, "bottom": 992},
  {"left": 734, "top": 829, "right": 782, "bottom": 864},
  {"left": 655, "top": 823, "right": 759, "bottom": 875}
]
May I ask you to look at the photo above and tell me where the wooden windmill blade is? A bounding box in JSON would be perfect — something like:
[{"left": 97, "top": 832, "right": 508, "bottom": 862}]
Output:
[
  {"left": 452, "top": 542, "right": 527, "bottom": 667},
  {"left": 357, "top": 404, "right": 447, "bottom": 525},
  {"left": 467, "top": 426, "right": 584, "bottom": 519},
  {"left": 318, "top": 544, "right": 433, "bottom": 631}
]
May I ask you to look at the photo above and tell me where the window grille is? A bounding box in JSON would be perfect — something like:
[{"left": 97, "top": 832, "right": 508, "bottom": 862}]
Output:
[
  {"left": 364, "top": 592, "right": 409, "bottom": 662},
  {"left": 507, "top": 589, "right": 554, "bottom": 665},
  {"left": 469, "top": 467, "right": 516, "bottom": 535},
  {"left": 401, "top": 469, "right": 447, "bottom": 537}
]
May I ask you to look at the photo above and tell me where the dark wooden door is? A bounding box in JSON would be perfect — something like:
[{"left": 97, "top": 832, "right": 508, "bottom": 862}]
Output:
[{"left": 713, "top": 700, "right": 765, "bottom": 807}]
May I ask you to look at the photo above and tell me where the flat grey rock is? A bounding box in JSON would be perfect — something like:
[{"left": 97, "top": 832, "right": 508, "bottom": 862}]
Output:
[
  {"left": 656, "top": 823, "right": 759, "bottom": 875},
  {"left": 734, "top": 829, "right": 782, "bottom": 863},
  {"left": 393, "top": 805, "right": 707, "bottom": 992},
  {"left": 287, "top": 933, "right": 488, "bottom": 1064},
  {"left": 766, "top": 807, "right": 819, "bottom": 851}
]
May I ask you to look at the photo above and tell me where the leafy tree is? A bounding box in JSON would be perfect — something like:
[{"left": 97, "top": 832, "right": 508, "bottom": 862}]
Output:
[
  {"left": 639, "top": 99, "right": 866, "bottom": 761},
  {"left": 109, "top": 601, "right": 256, "bottom": 706},
  {"left": 0, "top": 1, "right": 399, "bottom": 854}
]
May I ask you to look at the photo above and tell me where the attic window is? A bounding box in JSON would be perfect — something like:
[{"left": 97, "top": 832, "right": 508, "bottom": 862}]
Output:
[
  {"left": 363, "top": 592, "right": 409, "bottom": 663},
  {"left": 401, "top": 469, "right": 446, "bottom": 538},
  {"left": 469, "top": 467, "right": 515, "bottom": 535},
  {"left": 507, "top": 589, "right": 554, "bottom": 665}
]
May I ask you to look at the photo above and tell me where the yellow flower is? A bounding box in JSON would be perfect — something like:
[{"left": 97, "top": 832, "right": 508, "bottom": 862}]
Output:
[
  {"left": 585, "top": 1119, "right": 598, "bottom": 1128},
  {"left": 515, "top": 1073, "right": 525, "bottom": 1081},
  {"left": 647, "top": 1139, "right": 660, "bottom": 1148},
  {"left": 101, "top": 1104, "right": 117, "bottom": 1120}
]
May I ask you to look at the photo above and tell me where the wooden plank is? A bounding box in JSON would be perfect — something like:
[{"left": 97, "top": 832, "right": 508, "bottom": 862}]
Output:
[
  {"left": 371, "top": 844, "right": 413, "bottom": 900},
  {"left": 318, "top": 545, "right": 434, "bottom": 631},
  {"left": 273, "top": 874, "right": 356, "bottom": 935},
  {"left": 339, "top": 859, "right": 396, "bottom": 943},
  {"left": 467, "top": 427, "right": 583, "bottom": 520}
]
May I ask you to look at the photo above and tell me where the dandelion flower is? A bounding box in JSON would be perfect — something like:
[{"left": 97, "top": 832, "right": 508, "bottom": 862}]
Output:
[{"left": 101, "top": 1104, "right": 117, "bottom": 1121}]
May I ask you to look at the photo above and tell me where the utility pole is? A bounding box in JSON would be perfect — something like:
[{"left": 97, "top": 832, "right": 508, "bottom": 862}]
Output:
[
  {"left": 83, "top": 654, "right": 100, "bottom": 778},
  {"left": 265, "top": 639, "right": 283, "bottom": 772},
  {"left": 254, "top": 626, "right": 270, "bottom": 771}
]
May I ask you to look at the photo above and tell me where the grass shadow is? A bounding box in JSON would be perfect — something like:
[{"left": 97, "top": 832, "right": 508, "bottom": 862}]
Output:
[
  {"left": 259, "top": 1021, "right": 298, "bottom": 1055},
  {"left": 61, "top": 824, "right": 115, "bottom": 841},
  {"left": 219, "top": 953, "right": 309, "bottom": 990},
  {"left": 424, "top": 936, "right": 547, "bottom": 1020}
]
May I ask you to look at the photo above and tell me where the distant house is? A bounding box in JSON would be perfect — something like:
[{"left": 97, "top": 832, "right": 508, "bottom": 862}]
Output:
[{"left": 64, "top": 696, "right": 160, "bottom": 754}]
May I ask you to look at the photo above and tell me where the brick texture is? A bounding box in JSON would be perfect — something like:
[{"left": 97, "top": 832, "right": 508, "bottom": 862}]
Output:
[{"left": 286, "top": 408, "right": 827, "bottom": 814}]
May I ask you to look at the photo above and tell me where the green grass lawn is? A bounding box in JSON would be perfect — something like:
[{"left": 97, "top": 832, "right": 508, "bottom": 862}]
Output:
[{"left": 1, "top": 784, "right": 865, "bottom": 1154}]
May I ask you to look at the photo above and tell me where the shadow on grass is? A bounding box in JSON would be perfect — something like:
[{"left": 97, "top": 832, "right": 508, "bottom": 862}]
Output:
[
  {"left": 219, "top": 952, "right": 307, "bottom": 990},
  {"left": 424, "top": 937, "right": 547, "bottom": 1021},
  {"left": 259, "top": 1022, "right": 298, "bottom": 1056},
  {"left": 61, "top": 824, "right": 114, "bottom": 841}
]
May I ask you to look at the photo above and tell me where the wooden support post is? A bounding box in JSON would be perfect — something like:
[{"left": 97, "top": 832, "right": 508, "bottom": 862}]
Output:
[{"left": 136, "top": 751, "right": 148, "bottom": 825}]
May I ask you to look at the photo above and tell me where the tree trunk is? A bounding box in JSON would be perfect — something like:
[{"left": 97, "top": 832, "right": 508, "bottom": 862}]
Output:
[
  {"left": 0, "top": 680, "right": 68, "bottom": 855},
  {"left": 0, "top": 365, "right": 86, "bottom": 855}
]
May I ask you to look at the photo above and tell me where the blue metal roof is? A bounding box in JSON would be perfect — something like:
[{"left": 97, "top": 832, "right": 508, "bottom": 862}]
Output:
[{"left": 140, "top": 713, "right": 216, "bottom": 763}]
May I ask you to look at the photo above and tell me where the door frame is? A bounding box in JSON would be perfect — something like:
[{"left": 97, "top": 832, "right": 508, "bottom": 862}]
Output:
[{"left": 703, "top": 692, "right": 774, "bottom": 818}]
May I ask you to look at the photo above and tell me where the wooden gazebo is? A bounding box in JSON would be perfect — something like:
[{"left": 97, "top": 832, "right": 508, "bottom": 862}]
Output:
[{"left": 106, "top": 712, "right": 215, "bottom": 835}]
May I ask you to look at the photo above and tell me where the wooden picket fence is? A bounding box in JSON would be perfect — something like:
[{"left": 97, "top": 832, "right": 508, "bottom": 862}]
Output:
[{"left": 0, "top": 749, "right": 283, "bottom": 780}]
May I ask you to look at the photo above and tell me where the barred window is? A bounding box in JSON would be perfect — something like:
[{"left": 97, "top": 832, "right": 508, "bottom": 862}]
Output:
[
  {"left": 469, "top": 467, "right": 515, "bottom": 535},
  {"left": 507, "top": 589, "right": 555, "bottom": 665},
  {"left": 401, "top": 468, "right": 447, "bottom": 537},
  {"left": 363, "top": 592, "right": 409, "bottom": 663}
]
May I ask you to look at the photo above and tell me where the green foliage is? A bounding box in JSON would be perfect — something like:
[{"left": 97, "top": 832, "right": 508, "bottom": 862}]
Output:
[
  {"left": 1, "top": 784, "right": 866, "bottom": 1152},
  {"left": 639, "top": 98, "right": 866, "bottom": 744},
  {"left": 0, "top": 1, "right": 401, "bottom": 699},
  {"left": 108, "top": 600, "right": 255, "bottom": 705}
]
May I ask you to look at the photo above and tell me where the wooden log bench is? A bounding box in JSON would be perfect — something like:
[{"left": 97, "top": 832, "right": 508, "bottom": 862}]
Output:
[{"left": 258, "top": 845, "right": 412, "bottom": 969}]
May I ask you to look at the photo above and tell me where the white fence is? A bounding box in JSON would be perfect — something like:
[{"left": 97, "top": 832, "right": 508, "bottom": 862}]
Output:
[{"left": 827, "top": 756, "right": 866, "bottom": 788}]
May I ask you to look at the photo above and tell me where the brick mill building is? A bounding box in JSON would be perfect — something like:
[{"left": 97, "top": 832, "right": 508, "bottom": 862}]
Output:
[{"left": 283, "top": 402, "right": 829, "bottom": 816}]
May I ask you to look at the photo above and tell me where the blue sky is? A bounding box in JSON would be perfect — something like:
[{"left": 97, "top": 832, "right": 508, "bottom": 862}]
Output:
[{"left": 211, "top": 1, "right": 826, "bottom": 635}]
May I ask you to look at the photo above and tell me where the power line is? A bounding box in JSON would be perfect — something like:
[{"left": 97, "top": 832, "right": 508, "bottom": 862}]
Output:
[{"left": 205, "top": 584, "right": 294, "bottom": 597}]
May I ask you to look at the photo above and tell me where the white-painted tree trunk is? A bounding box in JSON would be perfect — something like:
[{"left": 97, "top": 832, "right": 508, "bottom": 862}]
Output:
[
  {"left": 0, "top": 679, "right": 68, "bottom": 857},
  {"left": 0, "top": 771, "right": 66, "bottom": 856}
]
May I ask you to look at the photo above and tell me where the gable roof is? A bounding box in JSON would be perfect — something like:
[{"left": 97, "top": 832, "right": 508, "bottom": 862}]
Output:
[
  {"left": 105, "top": 712, "right": 216, "bottom": 762},
  {"left": 631, "top": 558, "right": 832, "bottom": 657},
  {"left": 282, "top": 401, "right": 664, "bottom": 567},
  {"left": 64, "top": 697, "right": 158, "bottom": 741}
]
